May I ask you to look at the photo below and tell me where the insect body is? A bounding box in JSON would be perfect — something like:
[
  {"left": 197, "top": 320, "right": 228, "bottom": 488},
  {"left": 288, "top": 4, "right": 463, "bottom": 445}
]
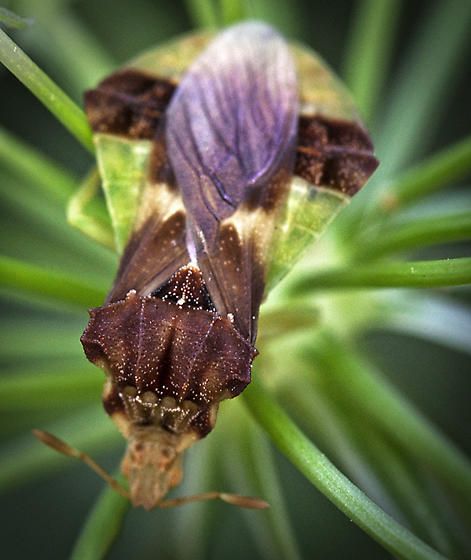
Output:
[{"left": 75, "top": 22, "right": 378, "bottom": 509}]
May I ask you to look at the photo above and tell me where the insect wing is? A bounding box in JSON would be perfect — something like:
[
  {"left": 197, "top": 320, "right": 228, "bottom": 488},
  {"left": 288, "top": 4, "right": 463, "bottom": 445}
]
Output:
[
  {"left": 83, "top": 34, "right": 219, "bottom": 299},
  {"left": 82, "top": 29, "right": 378, "bottom": 307},
  {"left": 84, "top": 67, "right": 190, "bottom": 301},
  {"left": 83, "top": 33, "right": 215, "bottom": 254},
  {"left": 166, "top": 23, "right": 298, "bottom": 341},
  {"left": 266, "top": 44, "right": 379, "bottom": 289}
]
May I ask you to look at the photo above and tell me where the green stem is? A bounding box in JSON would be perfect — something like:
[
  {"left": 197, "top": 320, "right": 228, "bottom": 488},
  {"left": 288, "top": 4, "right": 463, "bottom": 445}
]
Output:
[
  {"left": 173, "top": 434, "right": 221, "bottom": 560},
  {"left": 337, "top": 1, "right": 471, "bottom": 242},
  {"left": 243, "top": 380, "right": 445, "bottom": 560},
  {"left": 289, "top": 375, "right": 455, "bottom": 556},
  {"left": 258, "top": 299, "right": 320, "bottom": 343},
  {"left": 0, "top": 255, "right": 107, "bottom": 308},
  {"left": 380, "top": 293, "right": 471, "bottom": 357},
  {"left": 374, "top": 1, "right": 471, "bottom": 176},
  {"left": 281, "top": 378, "right": 405, "bottom": 521},
  {"left": 20, "top": 2, "right": 115, "bottom": 94},
  {"left": 0, "top": 370, "right": 101, "bottom": 409},
  {"left": 332, "top": 134, "right": 471, "bottom": 248},
  {"left": 343, "top": 0, "right": 400, "bottom": 122},
  {"left": 0, "top": 128, "right": 116, "bottom": 272},
  {"left": 354, "top": 212, "right": 471, "bottom": 260},
  {"left": 0, "top": 320, "right": 80, "bottom": 359},
  {"left": 247, "top": 427, "right": 301, "bottom": 560},
  {"left": 0, "top": 28, "right": 94, "bottom": 152},
  {"left": 225, "top": 407, "right": 302, "bottom": 560},
  {"left": 244, "top": 0, "right": 302, "bottom": 37},
  {"left": 0, "top": 6, "right": 33, "bottom": 29},
  {"left": 285, "top": 257, "right": 471, "bottom": 295},
  {"left": 379, "top": 135, "right": 471, "bottom": 212},
  {"left": 70, "top": 473, "right": 130, "bottom": 560},
  {"left": 184, "top": 0, "right": 220, "bottom": 28},
  {"left": 220, "top": 0, "right": 246, "bottom": 24},
  {"left": 344, "top": 416, "right": 456, "bottom": 557},
  {"left": 0, "top": 405, "right": 120, "bottom": 492},
  {"left": 0, "top": 127, "right": 77, "bottom": 203},
  {"left": 311, "top": 335, "right": 471, "bottom": 515},
  {"left": 0, "top": 172, "right": 80, "bottom": 250}
]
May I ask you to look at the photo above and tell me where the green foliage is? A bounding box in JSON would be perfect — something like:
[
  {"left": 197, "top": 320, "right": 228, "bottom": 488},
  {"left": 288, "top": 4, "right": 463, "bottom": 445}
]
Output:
[{"left": 0, "top": 1, "right": 470, "bottom": 559}]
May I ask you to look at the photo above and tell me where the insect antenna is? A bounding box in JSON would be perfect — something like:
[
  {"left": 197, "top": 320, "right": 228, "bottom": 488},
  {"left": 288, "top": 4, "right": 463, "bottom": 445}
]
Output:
[
  {"left": 158, "top": 491, "right": 269, "bottom": 510},
  {"left": 32, "top": 429, "right": 130, "bottom": 500}
]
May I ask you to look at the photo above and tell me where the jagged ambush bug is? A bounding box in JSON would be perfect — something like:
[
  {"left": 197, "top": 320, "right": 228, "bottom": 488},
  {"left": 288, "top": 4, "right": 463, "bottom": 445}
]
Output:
[{"left": 35, "top": 22, "right": 378, "bottom": 509}]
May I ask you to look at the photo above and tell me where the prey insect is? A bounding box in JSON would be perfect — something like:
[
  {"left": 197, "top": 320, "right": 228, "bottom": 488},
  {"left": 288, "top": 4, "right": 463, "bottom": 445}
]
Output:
[{"left": 35, "top": 22, "right": 378, "bottom": 509}]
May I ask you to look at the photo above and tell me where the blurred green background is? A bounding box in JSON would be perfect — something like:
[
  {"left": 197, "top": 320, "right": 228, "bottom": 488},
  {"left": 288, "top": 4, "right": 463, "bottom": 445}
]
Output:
[{"left": 0, "top": 1, "right": 470, "bottom": 559}]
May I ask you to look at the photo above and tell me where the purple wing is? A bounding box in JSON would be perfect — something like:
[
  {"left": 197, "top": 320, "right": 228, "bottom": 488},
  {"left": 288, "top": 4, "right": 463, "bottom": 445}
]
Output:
[{"left": 166, "top": 22, "right": 298, "bottom": 341}]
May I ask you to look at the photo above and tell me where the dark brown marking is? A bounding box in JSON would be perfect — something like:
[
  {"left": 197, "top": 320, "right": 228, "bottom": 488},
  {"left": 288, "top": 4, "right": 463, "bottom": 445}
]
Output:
[
  {"left": 82, "top": 286, "right": 255, "bottom": 437},
  {"left": 108, "top": 210, "right": 188, "bottom": 303},
  {"left": 84, "top": 69, "right": 176, "bottom": 139},
  {"left": 147, "top": 132, "right": 178, "bottom": 188},
  {"left": 102, "top": 383, "right": 123, "bottom": 417},
  {"left": 152, "top": 265, "right": 216, "bottom": 312},
  {"left": 194, "top": 220, "right": 267, "bottom": 345},
  {"left": 294, "top": 115, "right": 379, "bottom": 196},
  {"left": 243, "top": 160, "right": 293, "bottom": 213},
  {"left": 84, "top": 68, "right": 377, "bottom": 197}
]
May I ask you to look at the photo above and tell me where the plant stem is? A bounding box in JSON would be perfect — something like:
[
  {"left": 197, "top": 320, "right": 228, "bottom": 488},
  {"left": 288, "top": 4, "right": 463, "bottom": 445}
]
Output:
[
  {"left": 0, "top": 6, "right": 33, "bottom": 29},
  {"left": 336, "top": 0, "right": 471, "bottom": 243},
  {"left": 246, "top": 426, "right": 302, "bottom": 560},
  {"left": 0, "top": 320, "right": 81, "bottom": 359},
  {"left": 244, "top": 0, "right": 302, "bottom": 37},
  {"left": 19, "top": 1, "right": 115, "bottom": 93},
  {"left": 0, "top": 127, "right": 77, "bottom": 203},
  {"left": 184, "top": 0, "right": 220, "bottom": 28},
  {"left": 173, "top": 434, "right": 221, "bottom": 560},
  {"left": 344, "top": 415, "right": 456, "bottom": 557},
  {"left": 379, "top": 135, "right": 471, "bottom": 212},
  {"left": 220, "top": 0, "right": 246, "bottom": 25},
  {"left": 225, "top": 407, "right": 302, "bottom": 560},
  {"left": 281, "top": 378, "right": 406, "bottom": 521},
  {"left": 311, "top": 335, "right": 471, "bottom": 516},
  {"left": 354, "top": 212, "right": 471, "bottom": 260},
  {"left": 343, "top": 0, "right": 400, "bottom": 123},
  {"left": 374, "top": 1, "right": 471, "bottom": 176},
  {"left": 285, "top": 257, "right": 471, "bottom": 295},
  {"left": 333, "top": 134, "right": 471, "bottom": 248},
  {"left": 0, "top": 370, "right": 101, "bottom": 409},
  {"left": 0, "top": 28, "right": 94, "bottom": 152},
  {"left": 0, "top": 405, "right": 120, "bottom": 492},
  {"left": 290, "top": 375, "right": 456, "bottom": 556},
  {"left": 0, "top": 128, "right": 116, "bottom": 272},
  {"left": 0, "top": 255, "right": 107, "bottom": 308},
  {"left": 70, "top": 473, "right": 130, "bottom": 560},
  {"left": 243, "top": 379, "right": 445, "bottom": 560},
  {"left": 379, "top": 293, "right": 471, "bottom": 357}
]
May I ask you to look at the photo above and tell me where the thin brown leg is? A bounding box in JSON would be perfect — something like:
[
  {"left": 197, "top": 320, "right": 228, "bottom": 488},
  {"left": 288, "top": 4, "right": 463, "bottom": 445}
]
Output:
[
  {"left": 33, "top": 429, "right": 130, "bottom": 500},
  {"left": 158, "top": 491, "right": 269, "bottom": 509}
]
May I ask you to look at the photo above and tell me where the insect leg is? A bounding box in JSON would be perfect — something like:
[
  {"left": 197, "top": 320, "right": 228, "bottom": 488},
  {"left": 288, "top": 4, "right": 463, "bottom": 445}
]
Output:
[
  {"left": 33, "top": 429, "right": 129, "bottom": 500},
  {"left": 158, "top": 491, "right": 269, "bottom": 510}
]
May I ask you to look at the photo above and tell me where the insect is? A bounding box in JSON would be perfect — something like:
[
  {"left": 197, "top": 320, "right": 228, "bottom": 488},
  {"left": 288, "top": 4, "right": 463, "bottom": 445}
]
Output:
[{"left": 36, "top": 22, "right": 378, "bottom": 509}]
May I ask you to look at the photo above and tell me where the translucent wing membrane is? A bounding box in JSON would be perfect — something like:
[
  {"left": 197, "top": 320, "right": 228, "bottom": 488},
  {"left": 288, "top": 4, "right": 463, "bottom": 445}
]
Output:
[
  {"left": 82, "top": 27, "right": 377, "bottom": 314},
  {"left": 166, "top": 22, "right": 298, "bottom": 240},
  {"left": 166, "top": 23, "right": 298, "bottom": 340}
]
